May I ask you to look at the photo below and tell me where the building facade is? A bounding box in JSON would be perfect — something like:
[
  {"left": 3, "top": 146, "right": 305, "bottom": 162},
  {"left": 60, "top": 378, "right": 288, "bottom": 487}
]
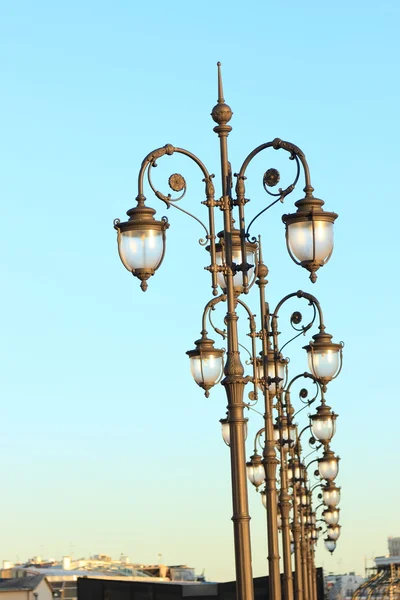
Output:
[
  {"left": 0, "top": 575, "right": 53, "bottom": 600},
  {"left": 0, "top": 554, "right": 201, "bottom": 600},
  {"left": 389, "top": 537, "right": 400, "bottom": 557},
  {"left": 325, "top": 572, "right": 365, "bottom": 600},
  {"left": 353, "top": 537, "right": 400, "bottom": 599}
]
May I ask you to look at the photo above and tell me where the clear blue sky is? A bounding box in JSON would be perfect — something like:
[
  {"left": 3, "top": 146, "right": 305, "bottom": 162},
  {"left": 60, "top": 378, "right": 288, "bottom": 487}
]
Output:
[{"left": 0, "top": 0, "right": 398, "bottom": 582}]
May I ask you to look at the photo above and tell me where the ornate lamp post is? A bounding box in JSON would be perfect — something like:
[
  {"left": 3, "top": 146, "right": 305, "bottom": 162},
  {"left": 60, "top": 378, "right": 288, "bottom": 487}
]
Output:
[{"left": 114, "top": 63, "right": 340, "bottom": 600}]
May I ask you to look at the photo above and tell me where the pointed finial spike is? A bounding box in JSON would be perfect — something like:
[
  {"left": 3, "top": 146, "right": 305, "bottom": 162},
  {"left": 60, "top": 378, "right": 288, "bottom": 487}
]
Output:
[
  {"left": 211, "top": 62, "right": 232, "bottom": 126},
  {"left": 217, "top": 62, "right": 225, "bottom": 103}
]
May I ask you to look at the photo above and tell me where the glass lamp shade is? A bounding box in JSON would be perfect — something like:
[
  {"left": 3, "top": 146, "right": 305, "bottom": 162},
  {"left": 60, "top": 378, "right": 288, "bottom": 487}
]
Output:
[
  {"left": 322, "top": 484, "right": 341, "bottom": 507},
  {"left": 114, "top": 202, "right": 169, "bottom": 291},
  {"left": 324, "top": 539, "right": 336, "bottom": 554},
  {"left": 296, "top": 489, "right": 308, "bottom": 508},
  {"left": 282, "top": 194, "right": 338, "bottom": 283},
  {"left": 307, "top": 512, "right": 316, "bottom": 526},
  {"left": 318, "top": 449, "right": 340, "bottom": 481},
  {"left": 311, "top": 528, "right": 319, "bottom": 541},
  {"left": 246, "top": 453, "right": 265, "bottom": 489},
  {"left": 119, "top": 229, "right": 164, "bottom": 270},
  {"left": 287, "top": 459, "right": 301, "bottom": 483},
  {"left": 219, "top": 418, "right": 248, "bottom": 447},
  {"left": 256, "top": 351, "right": 286, "bottom": 397},
  {"left": 189, "top": 353, "right": 224, "bottom": 390},
  {"left": 260, "top": 489, "right": 267, "bottom": 509},
  {"left": 288, "top": 459, "right": 305, "bottom": 483},
  {"left": 213, "top": 229, "right": 257, "bottom": 294},
  {"left": 187, "top": 335, "right": 224, "bottom": 397},
  {"left": 311, "top": 403, "right": 337, "bottom": 443},
  {"left": 327, "top": 525, "right": 341, "bottom": 541},
  {"left": 304, "top": 332, "right": 343, "bottom": 385},
  {"left": 273, "top": 421, "right": 297, "bottom": 450},
  {"left": 220, "top": 418, "right": 230, "bottom": 446},
  {"left": 323, "top": 508, "right": 340, "bottom": 526},
  {"left": 290, "top": 542, "right": 295, "bottom": 555},
  {"left": 287, "top": 221, "right": 333, "bottom": 264}
]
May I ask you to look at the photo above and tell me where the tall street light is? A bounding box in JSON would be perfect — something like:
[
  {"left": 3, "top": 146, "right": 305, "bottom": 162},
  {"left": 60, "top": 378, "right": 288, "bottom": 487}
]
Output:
[{"left": 114, "top": 63, "right": 340, "bottom": 600}]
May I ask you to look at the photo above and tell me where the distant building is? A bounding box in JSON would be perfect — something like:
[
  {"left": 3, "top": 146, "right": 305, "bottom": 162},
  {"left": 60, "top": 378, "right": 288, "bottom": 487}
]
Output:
[
  {"left": 325, "top": 572, "right": 365, "bottom": 600},
  {"left": 353, "top": 537, "right": 400, "bottom": 598},
  {"left": 135, "top": 565, "right": 196, "bottom": 581},
  {"left": 0, "top": 575, "right": 53, "bottom": 600},
  {"left": 2, "top": 555, "right": 197, "bottom": 582},
  {"left": 0, "top": 554, "right": 202, "bottom": 600},
  {"left": 389, "top": 537, "right": 400, "bottom": 557},
  {"left": 374, "top": 535, "right": 400, "bottom": 570}
]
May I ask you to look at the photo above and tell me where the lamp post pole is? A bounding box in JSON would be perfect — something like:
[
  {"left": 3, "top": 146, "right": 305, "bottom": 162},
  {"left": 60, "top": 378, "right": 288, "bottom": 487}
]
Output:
[
  {"left": 307, "top": 540, "right": 314, "bottom": 600},
  {"left": 212, "top": 67, "right": 255, "bottom": 600},
  {"left": 291, "top": 482, "right": 303, "bottom": 600},
  {"left": 300, "top": 508, "right": 309, "bottom": 600},
  {"left": 256, "top": 259, "right": 282, "bottom": 600},
  {"left": 271, "top": 322, "right": 293, "bottom": 600},
  {"left": 309, "top": 542, "right": 317, "bottom": 600}
]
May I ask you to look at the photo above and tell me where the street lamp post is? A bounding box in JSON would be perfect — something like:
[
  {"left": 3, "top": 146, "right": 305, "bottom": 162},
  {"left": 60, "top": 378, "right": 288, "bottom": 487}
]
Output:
[{"left": 114, "top": 63, "right": 340, "bottom": 600}]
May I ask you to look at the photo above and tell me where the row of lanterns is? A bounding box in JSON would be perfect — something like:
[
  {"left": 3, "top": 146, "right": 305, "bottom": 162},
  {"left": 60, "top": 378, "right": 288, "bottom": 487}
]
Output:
[
  {"left": 219, "top": 359, "right": 342, "bottom": 555},
  {"left": 223, "top": 408, "right": 342, "bottom": 556},
  {"left": 115, "top": 186, "right": 338, "bottom": 291},
  {"left": 187, "top": 328, "right": 343, "bottom": 398}
]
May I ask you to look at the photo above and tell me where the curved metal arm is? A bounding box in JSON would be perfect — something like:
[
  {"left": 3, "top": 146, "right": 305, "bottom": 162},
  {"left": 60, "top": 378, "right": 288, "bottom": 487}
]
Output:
[
  {"left": 285, "top": 371, "right": 318, "bottom": 394},
  {"left": 298, "top": 424, "right": 311, "bottom": 441},
  {"left": 234, "top": 138, "right": 313, "bottom": 240},
  {"left": 303, "top": 446, "right": 322, "bottom": 465},
  {"left": 135, "top": 144, "right": 221, "bottom": 294},
  {"left": 137, "top": 144, "right": 212, "bottom": 196},
  {"left": 245, "top": 196, "right": 286, "bottom": 241},
  {"left": 243, "top": 403, "right": 264, "bottom": 417},
  {"left": 306, "top": 457, "right": 319, "bottom": 470},
  {"left": 253, "top": 427, "right": 265, "bottom": 453},
  {"left": 237, "top": 138, "right": 312, "bottom": 196},
  {"left": 201, "top": 294, "right": 255, "bottom": 344},
  {"left": 279, "top": 304, "right": 317, "bottom": 355},
  {"left": 237, "top": 298, "right": 260, "bottom": 402},
  {"left": 272, "top": 290, "right": 325, "bottom": 331},
  {"left": 204, "top": 294, "right": 261, "bottom": 402},
  {"left": 237, "top": 138, "right": 312, "bottom": 189},
  {"left": 200, "top": 294, "right": 260, "bottom": 402},
  {"left": 268, "top": 292, "right": 324, "bottom": 378},
  {"left": 310, "top": 482, "right": 322, "bottom": 494},
  {"left": 284, "top": 372, "right": 321, "bottom": 421},
  {"left": 201, "top": 294, "right": 227, "bottom": 333},
  {"left": 236, "top": 297, "right": 256, "bottom": 327}
]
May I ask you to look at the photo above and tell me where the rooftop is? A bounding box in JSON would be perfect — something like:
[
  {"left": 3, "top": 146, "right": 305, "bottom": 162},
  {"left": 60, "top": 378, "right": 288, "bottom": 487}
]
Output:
[{"left": 0, "top": 575, "right": 46, "bottom": 592}]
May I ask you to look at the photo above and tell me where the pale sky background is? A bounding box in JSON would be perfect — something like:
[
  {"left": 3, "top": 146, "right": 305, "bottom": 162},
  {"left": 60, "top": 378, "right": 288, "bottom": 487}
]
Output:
[{"left": 0, "top": 0, "right": 399, "bottom": 583}]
